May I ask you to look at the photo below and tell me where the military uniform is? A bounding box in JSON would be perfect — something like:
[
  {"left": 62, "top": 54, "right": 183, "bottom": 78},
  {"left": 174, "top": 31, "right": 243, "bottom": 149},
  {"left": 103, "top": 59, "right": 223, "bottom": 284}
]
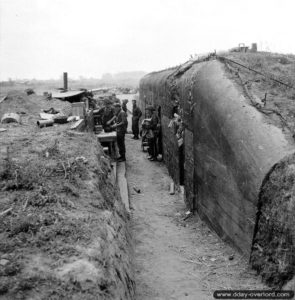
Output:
[
  {"left": 144, "top": 106, "right": 159, "bottom": 161},
  {"left": 132, "top": 104, "right": 142, "bottom": 139},
  {"left": 100, "top": 104, "right": 116, "bottom": 132},
  {"left": 122, "top": 102, "right": 128, "bottom": 113},
  {"left": 148, "top": 113, "right": 159, "bottom": 160},
  {"left": 115, "top": 109, "right": 128, "bottom": 161}
]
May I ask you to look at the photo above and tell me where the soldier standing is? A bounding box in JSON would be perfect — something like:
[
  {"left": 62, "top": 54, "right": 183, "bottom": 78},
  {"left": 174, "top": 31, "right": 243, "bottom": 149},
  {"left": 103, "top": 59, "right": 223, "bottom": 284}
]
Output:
[
  {"left": 122, "top": 99, "right": 129, "bottom": 133},
  {"left": 122, "top": 99, "right": 128, "bottom": 113},
  {"left": 101, "top": 99, "right": 116, "bottom": 132},
  {"left": 145, "top": 106, "right": 159, "bottom": 161},
  {"left": 111, "top": 103, "right": 128, "bottom": 162},
  {"left": 132, "top": 99, "right": 142, "bottom": 139}
]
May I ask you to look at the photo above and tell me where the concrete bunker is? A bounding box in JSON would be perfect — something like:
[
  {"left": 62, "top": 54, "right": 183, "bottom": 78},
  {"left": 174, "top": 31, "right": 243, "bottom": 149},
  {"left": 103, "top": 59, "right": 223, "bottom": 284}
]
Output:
[{"left": 139, "top": 54, "right": 295, "bottom": 287}]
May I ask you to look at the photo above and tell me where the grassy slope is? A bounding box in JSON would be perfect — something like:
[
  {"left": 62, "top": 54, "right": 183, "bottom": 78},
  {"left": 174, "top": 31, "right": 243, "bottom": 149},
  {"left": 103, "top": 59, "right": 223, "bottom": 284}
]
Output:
[{"left": 222, "top": 52, "right": 295, "bottom": 134}]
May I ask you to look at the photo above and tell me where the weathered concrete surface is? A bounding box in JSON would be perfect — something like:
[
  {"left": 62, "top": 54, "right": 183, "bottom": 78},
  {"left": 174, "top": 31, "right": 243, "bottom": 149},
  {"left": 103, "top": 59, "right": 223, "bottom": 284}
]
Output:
[
  {"left": 139, "top": 60, "right": 295, "bottom": 258},
  {"left": 190, "top": 60, "right": 295, "bottom": 254}
]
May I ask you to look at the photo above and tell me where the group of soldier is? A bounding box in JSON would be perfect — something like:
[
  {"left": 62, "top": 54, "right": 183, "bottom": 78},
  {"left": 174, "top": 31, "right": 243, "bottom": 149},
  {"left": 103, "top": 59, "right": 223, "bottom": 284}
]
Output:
[{"left": 97, "top": 97, "right": 160, "bottom": 163}]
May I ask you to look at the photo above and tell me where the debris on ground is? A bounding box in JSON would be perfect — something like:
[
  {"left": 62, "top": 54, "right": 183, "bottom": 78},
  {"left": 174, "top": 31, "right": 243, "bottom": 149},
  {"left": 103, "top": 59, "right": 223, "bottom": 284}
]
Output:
[
  {"left": 183, "top": 211, "right": 193, "bottom": 221},
  {"left": 169, "top": 182, "right": 175, "bottom": 195},
  {"left": 1, "top": 113, "right": 21, "bottom": 124},
  {"left": 133, "top": 187, "right": 141, "bottom": 193},
  {"left": 67, "top": 116, "right": 80, "bottom": 122},
  {"left": 39, "top": 112, "right": 56, "bottom": 120},
  {"left": 70, "top": 119, "right": 85, "bottom": 131},
  {"left": 37, "top": 119, "right": 54, "bottom": 128},
  {"left": 75, "top": 156, "right": 88, "bottom": 164},
  {"left": 25, "top": 88, "right": 35, "bottom": 95},
  {"left": 0, "top": 96, "right": 7, "bottom": 104},
  {"left": 54, "top": 115, "right": 68, "bottom": 124},
  {"left": 43, "top": 107, "right": 59, "bottom": 114}
]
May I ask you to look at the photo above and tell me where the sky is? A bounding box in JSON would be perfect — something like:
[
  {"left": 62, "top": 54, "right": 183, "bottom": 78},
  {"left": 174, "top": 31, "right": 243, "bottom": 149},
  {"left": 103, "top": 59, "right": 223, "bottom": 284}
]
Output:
[{"left": 0, "top": 0, "right": 294, "bottom": 80}]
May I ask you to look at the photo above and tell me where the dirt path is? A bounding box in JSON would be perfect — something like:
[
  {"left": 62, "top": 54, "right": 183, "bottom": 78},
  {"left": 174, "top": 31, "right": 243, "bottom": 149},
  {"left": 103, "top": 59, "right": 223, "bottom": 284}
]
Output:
[{"left": 125, "top": 135, "right": 266, "bottom": 300}]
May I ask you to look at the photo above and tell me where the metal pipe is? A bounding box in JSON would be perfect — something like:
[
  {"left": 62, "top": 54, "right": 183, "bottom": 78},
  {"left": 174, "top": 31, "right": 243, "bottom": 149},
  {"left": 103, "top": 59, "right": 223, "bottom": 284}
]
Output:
[
  {"left": 37, "top": 119, "right": 54, "bottom": 128},
  {"left": 63, "top": 72, "right": 68, "bottom": 91}
]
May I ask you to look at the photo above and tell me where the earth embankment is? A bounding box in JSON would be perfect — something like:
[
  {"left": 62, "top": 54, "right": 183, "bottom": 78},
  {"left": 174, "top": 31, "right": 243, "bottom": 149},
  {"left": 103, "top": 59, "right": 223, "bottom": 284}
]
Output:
[{"left": 0, "top": 91, "right": 134, "bottom": 299}]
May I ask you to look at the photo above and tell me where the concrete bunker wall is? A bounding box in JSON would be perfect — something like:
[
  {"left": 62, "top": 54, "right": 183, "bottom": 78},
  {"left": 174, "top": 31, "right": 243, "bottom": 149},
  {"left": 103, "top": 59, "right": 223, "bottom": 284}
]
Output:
[
  {"left": 139, "top": 69, "right": 181, "bottom": 183},
  {"left": 139, "top": 60, "right": 295, "bottom": 263}
]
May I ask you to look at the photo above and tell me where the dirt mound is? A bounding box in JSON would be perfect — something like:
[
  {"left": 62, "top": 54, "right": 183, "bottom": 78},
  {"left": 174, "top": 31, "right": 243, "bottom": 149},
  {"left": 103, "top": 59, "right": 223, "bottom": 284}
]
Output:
[
  {"left": 250, "top": 153, "right": 295, "bottom": 288},
  {"left": 0, "top": 92, "right": 134, "bottom": 299},
  {"left": 0, "top": 91, "right": 72, "bottom": 123}
]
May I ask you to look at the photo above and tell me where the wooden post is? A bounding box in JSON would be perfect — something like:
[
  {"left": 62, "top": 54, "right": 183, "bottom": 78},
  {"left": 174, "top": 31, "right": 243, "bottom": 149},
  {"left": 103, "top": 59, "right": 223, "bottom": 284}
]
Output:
[
  {"left": 63, "top": 72, "right": 68, "bottom": 91},
  {"left": 251, "top": 43, "right": 257, "bottom": 52}
]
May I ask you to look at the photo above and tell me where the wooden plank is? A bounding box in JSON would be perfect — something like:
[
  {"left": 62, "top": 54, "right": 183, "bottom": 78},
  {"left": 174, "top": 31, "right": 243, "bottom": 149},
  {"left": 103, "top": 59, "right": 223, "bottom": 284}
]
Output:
[
  {"left": 96, "top": 131, "right": 117, "bottom": 143},
  {"left": 40, "top": 113, "right": 54, "bottom": 120},
  {"left": 0, "top": 96, "right": 7, "bottom": 104},
  {"left": 70, "top": 119, "right": 85, "bottom": 130}
]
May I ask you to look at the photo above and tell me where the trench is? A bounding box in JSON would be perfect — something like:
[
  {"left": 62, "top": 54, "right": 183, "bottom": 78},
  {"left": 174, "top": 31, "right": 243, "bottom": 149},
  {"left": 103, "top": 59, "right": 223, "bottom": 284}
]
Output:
[{"left": 125, "top": 135, "right": 267, "bottom": 299}]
